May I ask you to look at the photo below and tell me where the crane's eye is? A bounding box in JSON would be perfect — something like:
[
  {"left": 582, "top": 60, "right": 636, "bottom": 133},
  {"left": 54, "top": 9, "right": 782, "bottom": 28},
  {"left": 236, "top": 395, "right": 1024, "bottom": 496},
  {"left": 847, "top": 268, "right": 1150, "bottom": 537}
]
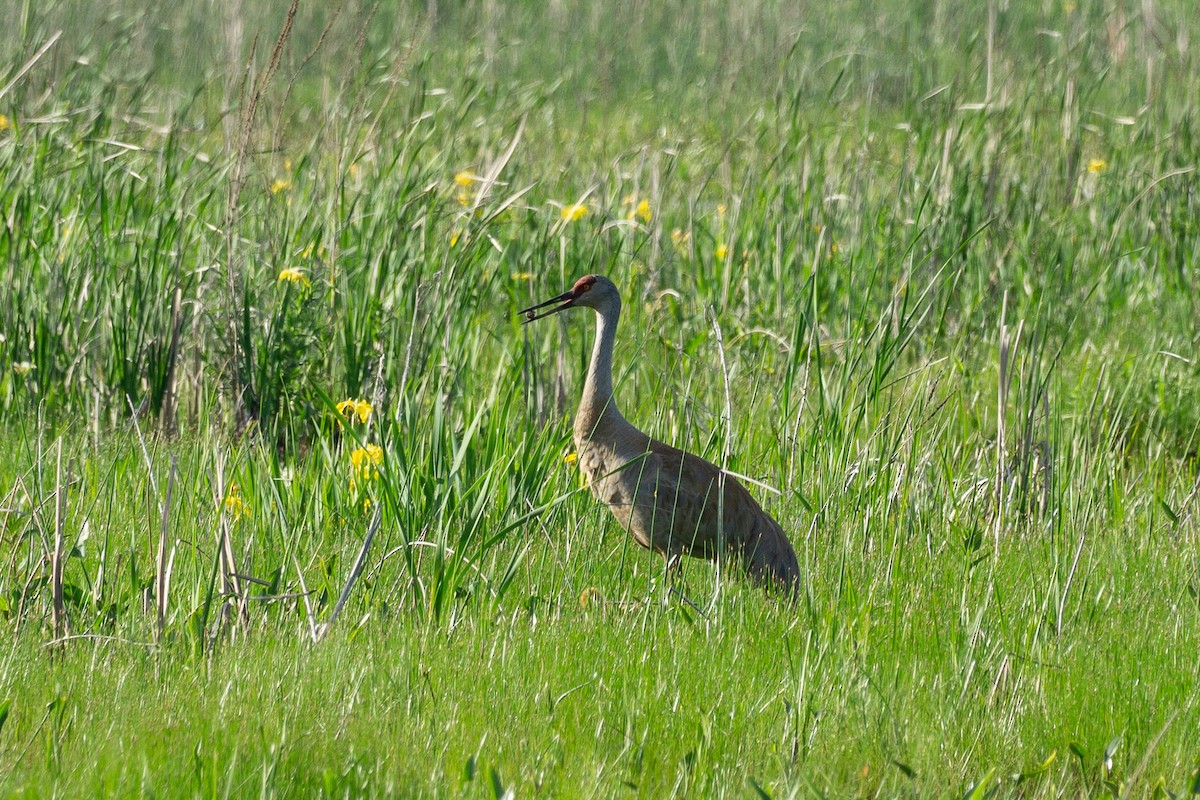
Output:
[{"left": 580, "top": 282, "right": 591, "bottom": 292}]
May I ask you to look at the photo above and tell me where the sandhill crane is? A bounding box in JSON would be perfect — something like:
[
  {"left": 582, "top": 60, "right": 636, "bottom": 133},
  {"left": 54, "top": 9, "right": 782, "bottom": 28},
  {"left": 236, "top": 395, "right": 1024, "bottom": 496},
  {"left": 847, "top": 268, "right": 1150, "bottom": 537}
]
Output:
[{"left": 521, "top": 274, "right": 801, "bottom": 597}]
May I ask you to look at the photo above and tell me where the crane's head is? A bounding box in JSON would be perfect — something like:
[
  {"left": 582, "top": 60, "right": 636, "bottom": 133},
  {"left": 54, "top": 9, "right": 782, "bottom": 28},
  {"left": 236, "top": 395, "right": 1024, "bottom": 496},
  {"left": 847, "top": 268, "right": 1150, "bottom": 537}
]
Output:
[{"left": 519, "top": 274, "right": 619, "bottom": 322}]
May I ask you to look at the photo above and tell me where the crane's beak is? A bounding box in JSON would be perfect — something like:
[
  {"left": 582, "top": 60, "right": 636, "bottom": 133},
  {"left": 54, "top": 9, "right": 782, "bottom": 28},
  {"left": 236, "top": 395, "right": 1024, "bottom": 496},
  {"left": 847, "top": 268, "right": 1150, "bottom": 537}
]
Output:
[{"left": 519, "top": 290, "right": 575, "bottom": 323}]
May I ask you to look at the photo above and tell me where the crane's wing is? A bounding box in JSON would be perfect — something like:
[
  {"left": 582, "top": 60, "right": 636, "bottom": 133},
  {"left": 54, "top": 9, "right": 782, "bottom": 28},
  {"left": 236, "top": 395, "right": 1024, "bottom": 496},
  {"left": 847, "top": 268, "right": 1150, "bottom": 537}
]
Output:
[{"left": 645, "top": 440, "right": 801, "bottom": 594}]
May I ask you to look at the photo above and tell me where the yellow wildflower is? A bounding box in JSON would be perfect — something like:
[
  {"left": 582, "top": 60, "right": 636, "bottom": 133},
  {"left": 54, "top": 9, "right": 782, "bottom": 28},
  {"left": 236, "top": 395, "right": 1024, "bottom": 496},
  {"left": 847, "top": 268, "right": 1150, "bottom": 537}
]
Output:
[
  {"left": 270, "top": 178, "right": 291, "bottom": 195},
  {"left": 715, "top": 243, "right": 728, "bottom": 261},
  {"left": 561, "top": 203, "right": 588, "bottom": 222},
  {"left": 456, "top": 188, "right": 472, "bottom": 207},
  {"left": 635, "top": 199, "right": 652, "bottom": 223},
  {"left": 454, "top": 171, "right": 476, "bottom": 187},
  {"left": 511, "top": 272, "right": 534, "bottom": 281},
  {"left": 672, "top": 226, "right": 691, "bottom": 255},
  {"left": 337, "top": 398, "right": 373, "bottom": 424},
  {"left": 1087, "top": 158, "right": 1107, "bottom": 174},
  {"left": 0, "top": 114, "right": 9, "bottom": 132},
  {"left": 13, "top": 361, "right": 35, "bottom": 376},
  {"left": 717, "top": 203, "right": 727, "bottom": 217},
  {"left": 450, "top": 231, "right": 460, "bottom": 248},
  {"left": 564, "top": 451, "right": 588, "bottom": 488},
  {"left": 350, "top": 444, "right": 384, "bottom": 484},
  {"left": 622, "top": 196, "right": 653, "bottom": 223},
  {"left": 224, "top": 485, "right": 250, "bottom": 522},
  {"left": 278, "top": 268, "right": 310, "bottom": 287}
]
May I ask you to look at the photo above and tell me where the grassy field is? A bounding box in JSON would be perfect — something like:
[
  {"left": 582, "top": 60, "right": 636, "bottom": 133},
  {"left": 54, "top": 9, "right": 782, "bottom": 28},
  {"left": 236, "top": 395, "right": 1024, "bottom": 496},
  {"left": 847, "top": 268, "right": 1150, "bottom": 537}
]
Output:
[{"left": 2, "top": 0, "right": 1200, "bottom": 796}]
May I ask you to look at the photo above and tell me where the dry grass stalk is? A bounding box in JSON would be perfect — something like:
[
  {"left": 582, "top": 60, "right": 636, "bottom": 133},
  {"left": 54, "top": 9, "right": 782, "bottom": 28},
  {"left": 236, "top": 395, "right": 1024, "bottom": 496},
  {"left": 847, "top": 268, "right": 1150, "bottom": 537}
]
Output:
[{"left": 155, "top": 457, "right": 178, "bottom": 639}]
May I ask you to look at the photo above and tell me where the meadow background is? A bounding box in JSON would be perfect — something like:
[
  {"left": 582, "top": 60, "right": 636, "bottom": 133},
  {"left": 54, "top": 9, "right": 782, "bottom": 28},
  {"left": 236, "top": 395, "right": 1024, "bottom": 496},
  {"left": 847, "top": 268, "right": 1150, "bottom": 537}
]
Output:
[{"left": 1, "top": 0, "right": 1199, "bottom": 796}]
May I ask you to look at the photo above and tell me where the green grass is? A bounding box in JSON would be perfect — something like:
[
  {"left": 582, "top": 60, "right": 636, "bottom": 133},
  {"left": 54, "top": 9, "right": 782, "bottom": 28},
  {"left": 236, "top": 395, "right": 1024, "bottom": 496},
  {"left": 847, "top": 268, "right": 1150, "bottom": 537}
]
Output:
[{"left": 2, "top": 0, "right": 1200, "bottom": 796}]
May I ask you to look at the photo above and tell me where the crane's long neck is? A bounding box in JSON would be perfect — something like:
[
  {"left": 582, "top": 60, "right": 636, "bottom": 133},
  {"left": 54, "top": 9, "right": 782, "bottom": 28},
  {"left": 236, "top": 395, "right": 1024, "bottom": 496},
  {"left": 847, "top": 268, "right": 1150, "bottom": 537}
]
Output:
[{"left": 577, "top": 300, "right": 626, "bottom": 439}]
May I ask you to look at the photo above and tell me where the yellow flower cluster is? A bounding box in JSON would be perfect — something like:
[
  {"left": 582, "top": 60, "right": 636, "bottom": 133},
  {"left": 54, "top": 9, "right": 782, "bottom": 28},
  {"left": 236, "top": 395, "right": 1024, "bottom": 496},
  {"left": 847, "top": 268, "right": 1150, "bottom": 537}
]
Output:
[
  {"left": 224, "top": 484, "right": 250, "bottom": 522},
  {"left": 715, "top": 201, "right": 729, "bottom": 261},
  {"left": 560, "top": 202, "right": 588, "bottom": 222},
  {"left": 337, "top": 398, "right": 373, "bottom": 424},
  {"left": 1087, "top": 158, "right": 1107, "bottom": 174},
  {"left": 350, "top": 444, "right": 384, "bottom": 489},
  {"left": 454, "top": 170, "right": 477, "bottom": 206},
  {"left": 671, "top": 228, "right": 690, "bottom": 253},
  {"left": 270, "top": 178, "right": 291, "bottom": 195},
  {"left": 0, "top": 114, "right": 10, "bottom": 132},
  {"left": 278, "top": 268, "right": 310, "bottom": 287},
  {"left": 621, "top": 195, "right": 653, "bottom": 223}
]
